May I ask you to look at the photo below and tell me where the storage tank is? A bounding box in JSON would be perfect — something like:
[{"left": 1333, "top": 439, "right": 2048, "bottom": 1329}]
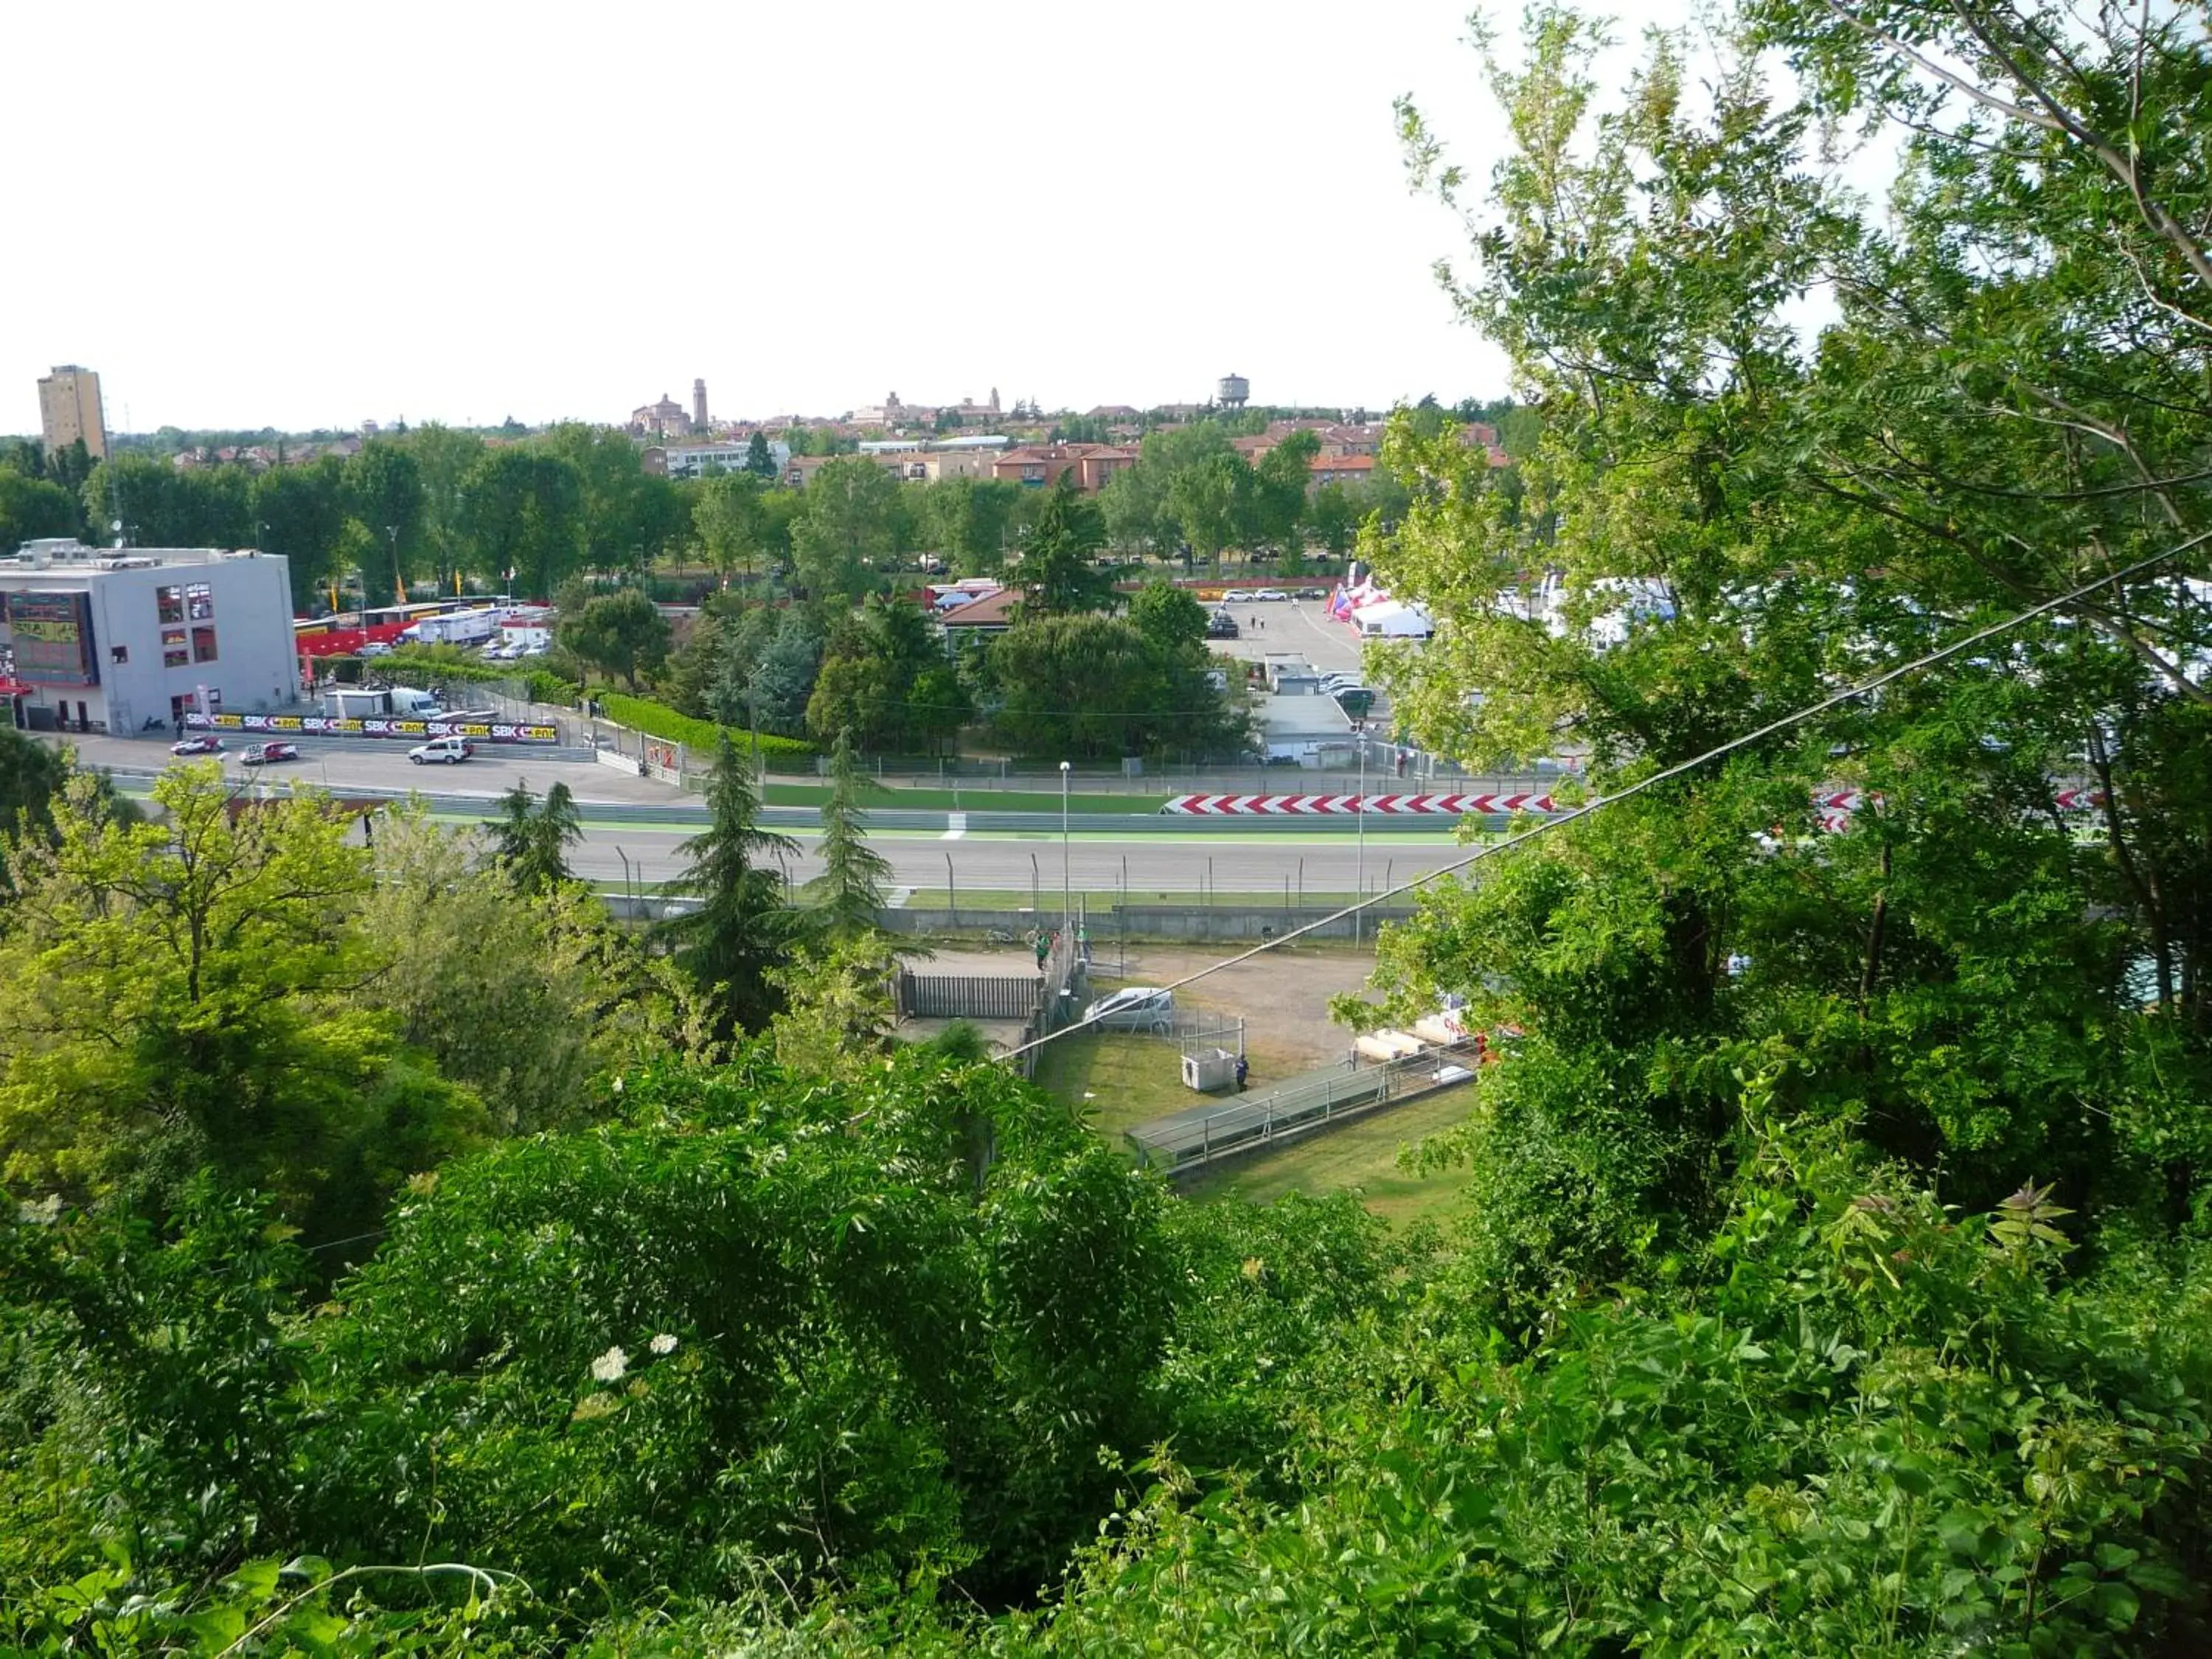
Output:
[{"left": 1217, "top": 373, "right": 1250, "bottom": 410}]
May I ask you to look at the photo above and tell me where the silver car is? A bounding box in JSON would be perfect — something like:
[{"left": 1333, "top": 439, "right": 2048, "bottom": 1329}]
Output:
[{"left": 1083, "top": 987, "right": 1175, "bottom": 1032}]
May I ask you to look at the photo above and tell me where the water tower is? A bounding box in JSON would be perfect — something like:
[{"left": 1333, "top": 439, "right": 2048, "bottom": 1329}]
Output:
[{"left": 1217, "top": 372, "right": 1250, "bottom": 411}]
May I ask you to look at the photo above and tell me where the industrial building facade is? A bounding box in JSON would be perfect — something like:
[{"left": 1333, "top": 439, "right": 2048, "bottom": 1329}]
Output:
[{"left": 0, "top": 540, "right": 300, "bottom": 733}]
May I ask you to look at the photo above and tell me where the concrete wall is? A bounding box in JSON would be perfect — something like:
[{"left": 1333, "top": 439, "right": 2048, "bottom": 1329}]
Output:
[
  {"left": 874, "top": 904, "right": 1417, "bottom": 942},
  {"left": 595, "top": 896, "right": 1415, "bottom": 941}
]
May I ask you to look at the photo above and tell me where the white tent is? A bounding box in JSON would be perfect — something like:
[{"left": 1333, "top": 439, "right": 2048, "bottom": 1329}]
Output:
[{"left": 1357, "top": 600, "right": 1433, "bottom": 639}]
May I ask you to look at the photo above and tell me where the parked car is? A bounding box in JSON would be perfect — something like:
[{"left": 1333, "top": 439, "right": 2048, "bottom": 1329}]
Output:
[
  {"left": 1205, "top": 611, "right": 1240, "bottom": 639},
  {"left": 358, "top": 641, "right": 394, "bottom": 658},
  {"left": 239, "top": 741, "right": 299, "bottom": 765},
  {"left": 170, "top": 734, "right": 224, "bottom": 757},
  {"left": 1221, "top": 588, "right": 1256, "bottom": 602},
  {"left": 1254, "top": 588, "right": 1289, "bottom": 602},
  {"left": 1297, "top": 588, "right": 1329, "bottom": 600},
  {"left": 407, "top": 736, "right": 476, "bottom": 765},
  {"left": 1084, "top": 987, "right": 1175, "bottom": 1032}
]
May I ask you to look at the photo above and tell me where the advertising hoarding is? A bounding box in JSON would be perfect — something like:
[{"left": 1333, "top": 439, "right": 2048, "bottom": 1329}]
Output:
[{"left": 4, "top": 592, "right": 98, "bottom": 686}]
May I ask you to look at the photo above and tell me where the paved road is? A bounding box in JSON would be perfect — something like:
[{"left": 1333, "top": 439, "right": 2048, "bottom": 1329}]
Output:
[
  {"left": 50, "top": 731, "right": 1478, "bottom": 897},
  {"left": 57, "top": 731, "right": 682, "bottom": 806},
  {"left": 556, "top": 821, "right": 1467, "bottom": 894},
  {"left": 1208, "top": 597, "right": 1371, "bottom": 676}
]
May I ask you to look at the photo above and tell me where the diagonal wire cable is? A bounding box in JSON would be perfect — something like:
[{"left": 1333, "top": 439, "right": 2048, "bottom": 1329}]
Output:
[{"left": 1004, "top": 533, "right": 2212, "bottom": 1064}]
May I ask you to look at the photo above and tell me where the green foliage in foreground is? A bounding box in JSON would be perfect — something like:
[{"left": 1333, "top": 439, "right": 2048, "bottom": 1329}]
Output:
[
  {"left": 599, "top": 689, "right": 818, "bottom": 764},
  {"left": 4, "top": 1073, "right": 2208, "bottom": 1655}
]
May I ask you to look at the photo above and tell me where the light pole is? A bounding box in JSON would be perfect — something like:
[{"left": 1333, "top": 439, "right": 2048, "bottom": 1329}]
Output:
[
  {"left": 385, "top": 524, "right": 402, "bottom": 605},
  {"left": 1355, "top": 731, "right": 1367, "bottom": 945},
  {"left": 1059, "top": 759, "right": 1071, "bottom": 932}
]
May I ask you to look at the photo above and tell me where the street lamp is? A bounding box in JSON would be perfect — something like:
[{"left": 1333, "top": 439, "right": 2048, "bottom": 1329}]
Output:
[
  {"left": 385, "top": 524, "right": 402, "bottom": 605},
  {"left": 1060, "top": 760, "right": 1072, "bottom": 932},
  {"left": 1355, "top": 730, "right": 1367, "bottom": 945}
]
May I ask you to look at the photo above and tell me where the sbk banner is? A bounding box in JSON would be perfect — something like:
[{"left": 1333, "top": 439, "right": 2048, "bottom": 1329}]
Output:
[{"left": 187, "top": 712, "right": 560, "bottom": 744}]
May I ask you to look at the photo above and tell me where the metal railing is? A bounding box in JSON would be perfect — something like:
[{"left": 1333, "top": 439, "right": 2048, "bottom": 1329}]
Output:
[{"left": 1124, "top": 1046, "right": 1473, "bottom": 1174}]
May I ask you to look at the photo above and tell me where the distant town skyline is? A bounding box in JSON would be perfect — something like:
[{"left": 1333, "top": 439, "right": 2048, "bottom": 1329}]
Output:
[
  {"left": 12, "top": 369, "right": 1466, "bottom": 445},
  {"left": 1, "top": 1, "right": 1560, "bottom": 437}
]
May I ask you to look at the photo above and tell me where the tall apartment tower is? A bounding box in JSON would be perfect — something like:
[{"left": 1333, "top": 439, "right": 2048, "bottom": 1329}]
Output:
[
  {"left": 692, "top": 378, "right": 708, "bottom": 432},
  {"left": 38, "top": 365, "right": 108, "bottom": 460}
]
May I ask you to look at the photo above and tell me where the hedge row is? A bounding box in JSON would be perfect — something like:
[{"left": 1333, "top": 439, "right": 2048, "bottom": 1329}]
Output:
[
  {"left": 599, "top": 692, "right": 818, "bottom": 763},
  {"left": 318, "top": 652, "right": 579, "bottom": 706}
]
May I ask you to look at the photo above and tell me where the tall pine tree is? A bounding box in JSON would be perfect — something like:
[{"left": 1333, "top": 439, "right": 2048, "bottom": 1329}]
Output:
[
  {"left": 803, "top": 728, "right": 891, "bottom": 940},
  {"left": 657, "top": 736, "right": 797, "bottom": 1034}
]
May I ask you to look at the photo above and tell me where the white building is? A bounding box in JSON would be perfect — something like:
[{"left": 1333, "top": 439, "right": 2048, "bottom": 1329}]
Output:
[
  {"left": 654, "top": 440, "right": 790, "bottom": 480},
  {"left": 0, "top": 540, "right": 302, "bottom": 734}
]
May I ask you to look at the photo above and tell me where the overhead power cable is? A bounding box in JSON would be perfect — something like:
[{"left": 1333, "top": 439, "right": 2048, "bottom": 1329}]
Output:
[{"left": 1003, "top": 533, "right": 2212, "bottom": 1065}]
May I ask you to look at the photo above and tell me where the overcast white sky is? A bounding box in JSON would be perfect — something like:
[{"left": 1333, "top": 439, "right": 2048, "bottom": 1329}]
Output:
[{"left": 1, "top": 1, "right": 1552, "bottom": 435}]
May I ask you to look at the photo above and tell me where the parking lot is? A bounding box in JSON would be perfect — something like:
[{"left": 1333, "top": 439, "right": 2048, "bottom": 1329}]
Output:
[{"left": 1205, "top": 597, "right": 1373, "bottom": 677}]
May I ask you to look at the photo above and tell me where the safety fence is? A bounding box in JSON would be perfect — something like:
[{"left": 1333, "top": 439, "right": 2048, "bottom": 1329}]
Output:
[
  {"left": 894, "top": 972, "right": 1043, "bottom": 1023},
  {"left": 889, "top": 927, "right": 1087, "bottom": 1081},
  {"left": 1124, "top": 1046, "right": 1474, "bottom": 1175}
]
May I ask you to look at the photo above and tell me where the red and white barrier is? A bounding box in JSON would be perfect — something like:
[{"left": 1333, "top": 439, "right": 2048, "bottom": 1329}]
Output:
[
  {"left": 1162, "top": 782, "right": 2107, "bottom": 825},
  {"left": 1161, "top": 792, "right": 1558, "bottom": 815}
]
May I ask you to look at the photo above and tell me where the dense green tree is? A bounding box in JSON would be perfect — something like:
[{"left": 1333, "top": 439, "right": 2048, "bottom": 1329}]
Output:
[
  {"left": 456, "top": 448, "right": 585, "bottom": 598},
  {"left": 1307, "top": 482, "right": 1360, "bottom": 559},
  {"left": 792, "top": 456, "right": 900, "bottom": 600},
  {"left": 0, "top": 769, "right": 484, "bottom": 1235},
  {"left": 692, "top": 469, "right": 771, "bottom": 585},
  {"left": 83, "top": 456, "right": 254, "bottom": 550},
  {"left": 1353, "top": 0, "right": 2212, "bottom": 1302},
  {"left": 926, "top": 476, "right": 1022, "bottom": 575},
  {"left": 1166, "top": 451, "right": 1248, "bottom": 565},
  {"left": 908, "top": 662, "right": 973, "bottom": 755},
  {"left": 44, "top": 437, "right": 94, "bottom": 502},
  {"left": 1012, "top": 473, "right": 1115, "bottom": 616},
  {"left": 656, "top": 735, "right": 797, "bottom": 1033},
  {"left": 803, "top": 728, "right": 891, "bottom": 940},
  {"left": 744, "top": 428, "right": 777, "bottom": 480},
  {"left": 804, "top": 596, "right": 939, "bottom": 749},
  {"left": 397, "top": 422, "right": 486, "bottom": 590},
  {"left": 1126, "top": 578, "right": 1208, "bottom": 654},
  {"left": 358, "top": 809, "right": 671, "bottom": 1135},
  {"left": 250, "top": 454, "right": 350, "bottom": 610},
  {"left": 537, "top": 422, "right": 687, "bottom": 574},
  {"left": 560, "top": 588, "right": 671, "bottom": 690},
  {"left": 990, "top": 612, "right": 1246, "bottom": 760},
  {"left": 0, "top": 727, "right": 72, "bottom": 851},
  {"left": 0, "top": 465, "right": 80, "bottom": 549},
  {"left": 1243, "top": 428, "right": 1318, "bottom": 555},
  {"left": 737, "top": 608, "right": 823, "bottom": 736},
  {"left": 485, "top": 779, "right": 583, "bottom": 894},
  {"left": 1099, "top": 456, "right": 1172, "bottom": 557},
  {"left": 343, "top": 441, "right": 428, "bottom": 594}
]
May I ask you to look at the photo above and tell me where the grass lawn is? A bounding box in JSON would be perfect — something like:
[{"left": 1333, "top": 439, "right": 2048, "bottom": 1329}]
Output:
[
  {"left": 1181, "top": 1085, "right": 1481, "bottom": 1229},
  {"left": 1034, "top": 1032, "right": 1312, "bottom": 1144},
  {"left": 763, "top": 782, "right": 1171, "bottom": 815}
]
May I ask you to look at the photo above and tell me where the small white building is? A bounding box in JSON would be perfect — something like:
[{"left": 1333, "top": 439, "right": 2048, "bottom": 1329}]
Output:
[
  {"left": 0, "top": 539, "right": 302, "bottom": 733},
  {"left": 653, "top": 440, "right": 790, "bottom": 480}
]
